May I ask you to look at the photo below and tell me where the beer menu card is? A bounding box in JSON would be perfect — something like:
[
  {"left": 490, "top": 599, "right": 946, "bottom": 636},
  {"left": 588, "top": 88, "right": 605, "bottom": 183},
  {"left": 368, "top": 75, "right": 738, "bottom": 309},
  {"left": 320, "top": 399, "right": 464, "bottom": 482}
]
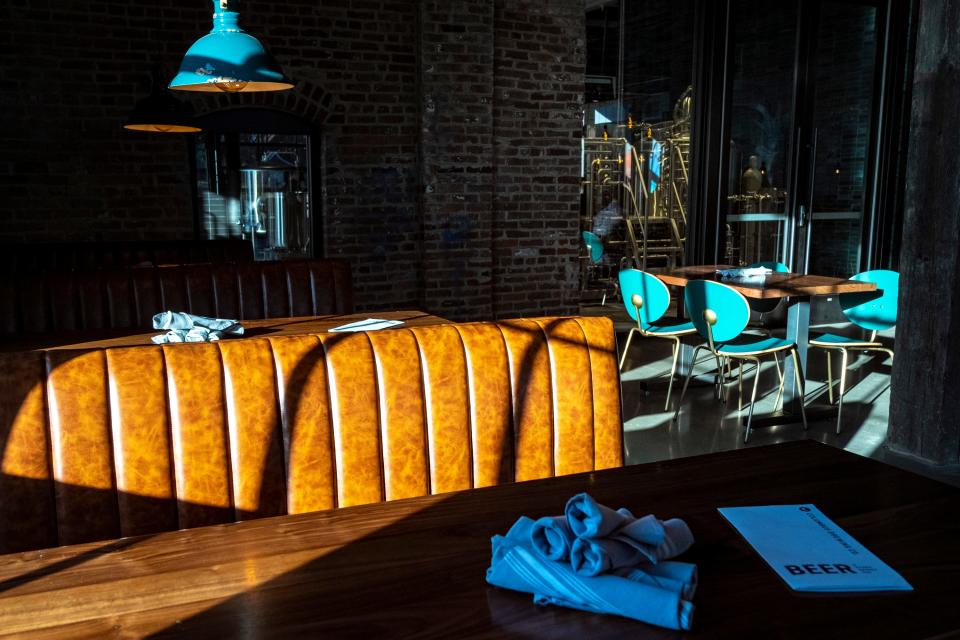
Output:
[{"left": 718, "top": 504, "right": 913, "bottom": 593}]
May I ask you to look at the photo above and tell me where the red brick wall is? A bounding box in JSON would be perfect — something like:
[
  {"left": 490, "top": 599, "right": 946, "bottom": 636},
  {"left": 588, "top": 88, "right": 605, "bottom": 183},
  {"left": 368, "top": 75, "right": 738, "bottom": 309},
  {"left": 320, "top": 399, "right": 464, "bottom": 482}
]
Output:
[{"left": 0, "top": 0, "right": 583, "bottom": 320}]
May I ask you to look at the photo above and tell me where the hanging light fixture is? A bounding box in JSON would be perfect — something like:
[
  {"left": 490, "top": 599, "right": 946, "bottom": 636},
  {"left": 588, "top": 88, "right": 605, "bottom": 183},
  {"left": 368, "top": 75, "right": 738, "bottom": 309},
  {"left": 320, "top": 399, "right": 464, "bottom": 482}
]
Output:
[
  {"left": 169, "top": 0, "right": 293, "bottom": 93},
  {"left": 124, "top": 69, "right": 201, "bottom": 133}
]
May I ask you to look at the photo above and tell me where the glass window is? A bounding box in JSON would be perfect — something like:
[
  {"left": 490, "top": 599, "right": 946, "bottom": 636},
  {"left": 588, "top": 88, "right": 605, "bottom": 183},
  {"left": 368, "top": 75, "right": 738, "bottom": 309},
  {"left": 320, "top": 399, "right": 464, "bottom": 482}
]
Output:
[
  {"left": 195, "top": 130, "right": 313, "bottom": 261},
  {"left": 581, "top": 0, "right": 695, "bottom": 297}
]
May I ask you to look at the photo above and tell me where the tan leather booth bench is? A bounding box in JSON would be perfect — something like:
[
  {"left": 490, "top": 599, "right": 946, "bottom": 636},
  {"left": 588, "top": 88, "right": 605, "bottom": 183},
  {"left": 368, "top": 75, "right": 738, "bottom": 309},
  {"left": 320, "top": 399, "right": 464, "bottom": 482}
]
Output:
[
  {"left": 0, "top": 316, "right": 622, "bottom": 553},
  {"left": 0, "top": 239, "right": 254, "bottom": 275},
  {"left": 0, "top": 259, "right": 353, "bottom": 336}
]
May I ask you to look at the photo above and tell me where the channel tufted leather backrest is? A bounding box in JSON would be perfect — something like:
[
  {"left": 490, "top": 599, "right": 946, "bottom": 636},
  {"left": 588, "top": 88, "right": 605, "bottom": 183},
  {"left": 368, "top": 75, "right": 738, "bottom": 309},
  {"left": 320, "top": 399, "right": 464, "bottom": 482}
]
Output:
[
  {"left": 0, "top": 239, "right": 254, "bottom": 275},
  {"left": 0, "top": 316, "right": 622, "bottom": 552},
  {"left": 0, "top": 259, "right": 353, "bottom": 336}
]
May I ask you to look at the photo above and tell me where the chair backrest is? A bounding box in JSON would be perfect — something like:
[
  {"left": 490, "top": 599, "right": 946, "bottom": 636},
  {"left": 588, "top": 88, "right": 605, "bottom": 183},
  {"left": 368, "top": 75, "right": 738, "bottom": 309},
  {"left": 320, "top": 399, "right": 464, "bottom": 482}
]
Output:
[
  {"left": 840, "top": 269, "right": 899, "bottom": 331},
  {"left": 684, "top": 280, "right": 750, "bottom": 344},
  {"left": 746, "top": 261, "right": 790, "bottom": 314},
  {"left": 0, "top": 316, "right": 623, "bottom": 553},
  {"left": 618, "top": 269, "right": 670, "bottom": 327},
  {"left": 582, "top": 231, "right": 604, "bottom": 263}
]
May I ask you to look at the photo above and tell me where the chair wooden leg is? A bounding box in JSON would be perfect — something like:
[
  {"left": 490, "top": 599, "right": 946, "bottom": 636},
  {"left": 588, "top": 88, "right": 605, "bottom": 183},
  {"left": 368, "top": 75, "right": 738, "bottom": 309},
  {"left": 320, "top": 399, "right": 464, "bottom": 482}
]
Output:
[
  {"left": 826, "top": 350, "right": 834, "bottom": 404},
  {"left": 618, "top": 328, "right": 637, "bottom": 371},
  {"left": 791, "top": 348, "right": 809, "bottom": 432},
  {"left": 744, "top": 357, "right": 761, "bottom": 443},
  {"left": 665, "top": 337, "right": 681, "bottom": 411},
  {"left": 674, "top": 345, "right": 704, "bottom": 421},
  {"left": 837, "top": 349, "right": 849, "bottom": 435}
]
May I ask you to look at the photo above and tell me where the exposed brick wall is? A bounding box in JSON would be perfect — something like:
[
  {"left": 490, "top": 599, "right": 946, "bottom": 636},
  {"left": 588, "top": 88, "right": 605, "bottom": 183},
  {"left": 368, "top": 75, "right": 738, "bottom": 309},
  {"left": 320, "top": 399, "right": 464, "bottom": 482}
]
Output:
[
  {"left": 419, "top": 1, "right": 495, "bottom": 318},
  {"left": 0, "top": 0, "right": 584, "bottom": 320},
  {"left": 493, "top": 0, "right": 585, "bottom": 317}
]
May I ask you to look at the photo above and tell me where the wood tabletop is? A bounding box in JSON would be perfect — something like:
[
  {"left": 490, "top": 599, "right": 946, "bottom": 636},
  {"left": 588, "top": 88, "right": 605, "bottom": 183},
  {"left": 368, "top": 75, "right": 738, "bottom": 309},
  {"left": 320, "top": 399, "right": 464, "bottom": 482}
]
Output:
[
  {"left": 658, "top": 265, "right": 878, "bottom": 299},
  {"left": 0, "top": 311, "right": 447, "bottom": 352},
  {"left": 0, "top": 440, "right": 957, "bottom": 639}
]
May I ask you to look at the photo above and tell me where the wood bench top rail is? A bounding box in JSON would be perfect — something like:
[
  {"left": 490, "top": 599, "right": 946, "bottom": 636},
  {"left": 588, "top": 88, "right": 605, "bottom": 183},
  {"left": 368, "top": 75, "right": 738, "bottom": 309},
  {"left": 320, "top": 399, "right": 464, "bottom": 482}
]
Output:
[{"left": 0, "top": 440, "right": 957, "bottom": 638}]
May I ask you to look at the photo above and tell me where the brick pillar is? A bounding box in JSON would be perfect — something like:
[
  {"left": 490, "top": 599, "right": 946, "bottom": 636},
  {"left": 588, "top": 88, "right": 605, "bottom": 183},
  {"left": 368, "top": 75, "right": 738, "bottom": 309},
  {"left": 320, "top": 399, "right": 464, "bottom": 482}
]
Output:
[
  {"left": 886, "top": 0, "right": 960, "bottom": 465},
  {"left": 492, "top": 0, "right": 585, "bottom": 318},
  {"left": 418, "top": 1, "right": 496, "bottom": 320}
]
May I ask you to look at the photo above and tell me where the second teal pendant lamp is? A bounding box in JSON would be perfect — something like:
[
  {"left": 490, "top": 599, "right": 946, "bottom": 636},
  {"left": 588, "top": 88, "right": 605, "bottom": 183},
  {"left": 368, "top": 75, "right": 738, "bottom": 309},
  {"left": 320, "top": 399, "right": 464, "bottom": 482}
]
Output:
[{"left": 170, "top": 0, "right": 293, "bottom": 93}]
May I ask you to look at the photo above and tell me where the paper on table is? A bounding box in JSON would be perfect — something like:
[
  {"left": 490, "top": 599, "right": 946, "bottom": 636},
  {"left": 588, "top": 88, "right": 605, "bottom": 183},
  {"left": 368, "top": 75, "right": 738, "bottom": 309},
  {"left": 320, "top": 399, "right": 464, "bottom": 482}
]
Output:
[
  {"left": 718, "top": 504, "right": 913, "bottom": 593},
  {"left": 328, "top": 318, "right": 405, "bottom": 333}
]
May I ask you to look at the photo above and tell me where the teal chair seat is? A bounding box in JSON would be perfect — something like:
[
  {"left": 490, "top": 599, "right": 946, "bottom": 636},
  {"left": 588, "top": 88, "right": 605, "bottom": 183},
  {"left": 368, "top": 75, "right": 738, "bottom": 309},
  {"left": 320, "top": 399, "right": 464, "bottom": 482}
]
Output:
[
  {"left": 715, "top": 335, "right": 795, "bottom": 356},
  {"left": 641, "top": 319, "right": 696, "bottom": 335},
  {"left": 809, "top": 269, "right": 898, "bottom": 434},
  {"left": 809, "top": 333, "right": 881, "bottom": 347},
  {"left": 618, "top": 269, "right": 697, "bottom": 410},
  {"left": 674, "top": 279, "right": 808, "bottom": 442}
]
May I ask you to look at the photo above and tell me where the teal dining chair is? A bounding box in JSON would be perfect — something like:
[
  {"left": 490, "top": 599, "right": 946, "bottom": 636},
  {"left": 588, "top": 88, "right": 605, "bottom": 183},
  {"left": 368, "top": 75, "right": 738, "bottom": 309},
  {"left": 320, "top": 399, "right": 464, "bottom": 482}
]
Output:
[
  {"left": 745, "top": 261, "right": 790, "bottom": 324},
  {"left": 582, "top": 231, "right": 617, "bottom": 306},
  {"left": 809, "top": 269, "right": 898, "bottom": 434},
  {"left": 674, "top": 279, "right": 808, "bottom": 442},
  {"left": 618, "top": 269, "right": 697, "bottom": 410},
  {"left": 726, "top": 260, "right": 791, "bottom": 390}
]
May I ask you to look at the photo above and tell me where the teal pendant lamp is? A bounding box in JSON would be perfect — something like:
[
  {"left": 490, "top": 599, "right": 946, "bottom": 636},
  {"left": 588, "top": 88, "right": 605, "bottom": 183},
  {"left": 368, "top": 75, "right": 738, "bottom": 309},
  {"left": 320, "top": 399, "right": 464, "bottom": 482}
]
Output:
[{"left": 169, "top": 0, "right": 293, "bottom": 93}]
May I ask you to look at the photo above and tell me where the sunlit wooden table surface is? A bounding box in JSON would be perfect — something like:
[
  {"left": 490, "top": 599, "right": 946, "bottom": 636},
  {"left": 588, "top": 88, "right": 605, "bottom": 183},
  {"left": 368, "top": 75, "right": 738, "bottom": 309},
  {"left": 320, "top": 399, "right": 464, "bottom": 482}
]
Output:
[
  {"left": 0, "top": 310, "right": 446, "bottom": 352},
  {"left": 0, "top": 441, "right": 956, "bottom": 639}
]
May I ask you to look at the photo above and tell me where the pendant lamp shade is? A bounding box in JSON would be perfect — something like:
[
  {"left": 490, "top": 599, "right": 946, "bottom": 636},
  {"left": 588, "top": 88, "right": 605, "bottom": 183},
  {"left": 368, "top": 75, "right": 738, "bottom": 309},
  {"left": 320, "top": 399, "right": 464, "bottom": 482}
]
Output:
[
  {"left": 169, "top": 0, "right": 293, "bottom": 93},
  {"left": 124, "top": 70, "right": 201, "bottom": 133}
]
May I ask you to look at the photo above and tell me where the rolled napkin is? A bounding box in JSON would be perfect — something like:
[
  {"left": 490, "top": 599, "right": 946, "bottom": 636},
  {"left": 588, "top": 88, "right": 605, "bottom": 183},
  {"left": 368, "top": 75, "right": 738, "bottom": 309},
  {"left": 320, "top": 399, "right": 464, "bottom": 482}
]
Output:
[
  {"left": 570, "top": 515, "right": 694, "bottom": 576},
  {"left": 530, "top": 515, "right": 576, "bottom": 561},
  {"left": 565, "top": 492, "right": 634, "bottom": 538},
  {"left": 151, "top": 311, "right": 244, "bottom": 344},
  {"left": 614, "top": 561, "right": 699, "bottom": 601},
  {"left": 487, "top": 516, "right": 695, "bottom": 631}
]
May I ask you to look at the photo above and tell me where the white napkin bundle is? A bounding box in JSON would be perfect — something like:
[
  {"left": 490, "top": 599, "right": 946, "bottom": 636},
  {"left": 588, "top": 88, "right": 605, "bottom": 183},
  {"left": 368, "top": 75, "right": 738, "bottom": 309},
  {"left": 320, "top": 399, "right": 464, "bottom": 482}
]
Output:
[
  {"left": 715, "top": 266, "right": 773, "bottom": 283},
  {"left": 151, "top": 311, "right": 244, "bottom": 344}
]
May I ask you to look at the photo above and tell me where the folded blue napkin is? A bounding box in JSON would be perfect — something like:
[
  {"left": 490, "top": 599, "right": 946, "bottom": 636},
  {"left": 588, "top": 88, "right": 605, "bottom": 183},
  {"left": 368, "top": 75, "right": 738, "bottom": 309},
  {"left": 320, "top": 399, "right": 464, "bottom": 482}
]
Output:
[
  {"left": 570, "top": 512, "right": 695, "bottom": 576},
  {"left": 530, "top": 515, "right": 575, "bottom": 561},
  {"left": 487, "top": 516, "right": 695, "bottom": 630},
  {"left": 615, "top": 561, "right": 698, "bottom": 601},
  {"left": 565, "top": 492, "right": 634, "bottom": 538},
  {"left": 151, "top": 311, "right": 244, "bottom": 344}
]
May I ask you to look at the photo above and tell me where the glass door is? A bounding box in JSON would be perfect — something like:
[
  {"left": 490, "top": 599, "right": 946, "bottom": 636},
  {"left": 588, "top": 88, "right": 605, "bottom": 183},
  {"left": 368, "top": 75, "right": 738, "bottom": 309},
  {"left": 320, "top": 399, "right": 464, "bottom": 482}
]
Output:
[
  {"left": 797, "top": 1, "right": 879, "bottom": 277},
  {"left": 723, "top": 0, "right": 799, "bottom": 268},
  {"left": 722, "top": 0, "right": 881, "bottom": 276}
]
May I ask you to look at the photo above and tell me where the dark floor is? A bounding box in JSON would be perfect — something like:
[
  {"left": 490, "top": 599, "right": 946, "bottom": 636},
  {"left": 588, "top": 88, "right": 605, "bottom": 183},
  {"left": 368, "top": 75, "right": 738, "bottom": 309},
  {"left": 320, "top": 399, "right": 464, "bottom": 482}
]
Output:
[{"left": 582, "top": 303, "right": 960, "bottom": 488}]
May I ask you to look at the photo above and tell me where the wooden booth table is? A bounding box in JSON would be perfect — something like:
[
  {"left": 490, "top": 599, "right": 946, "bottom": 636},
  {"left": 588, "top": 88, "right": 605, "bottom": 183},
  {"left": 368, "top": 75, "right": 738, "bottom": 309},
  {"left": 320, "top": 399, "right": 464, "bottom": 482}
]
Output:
[
  {"left": 0, "top": 311, "right": 446, "bottom": 353},
  {"left": 658, "top": 266, "right": 877, "bottom": 427},
  {"left": 0, "top": 441, "right": 957, "bottom": 639}
]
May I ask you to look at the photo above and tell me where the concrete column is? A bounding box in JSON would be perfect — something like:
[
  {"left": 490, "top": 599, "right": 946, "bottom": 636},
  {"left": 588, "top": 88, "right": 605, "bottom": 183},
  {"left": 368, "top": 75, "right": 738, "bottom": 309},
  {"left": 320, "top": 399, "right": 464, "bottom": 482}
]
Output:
[{"left": 886, "top": 0, "right": 960, "bottom": 465}]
